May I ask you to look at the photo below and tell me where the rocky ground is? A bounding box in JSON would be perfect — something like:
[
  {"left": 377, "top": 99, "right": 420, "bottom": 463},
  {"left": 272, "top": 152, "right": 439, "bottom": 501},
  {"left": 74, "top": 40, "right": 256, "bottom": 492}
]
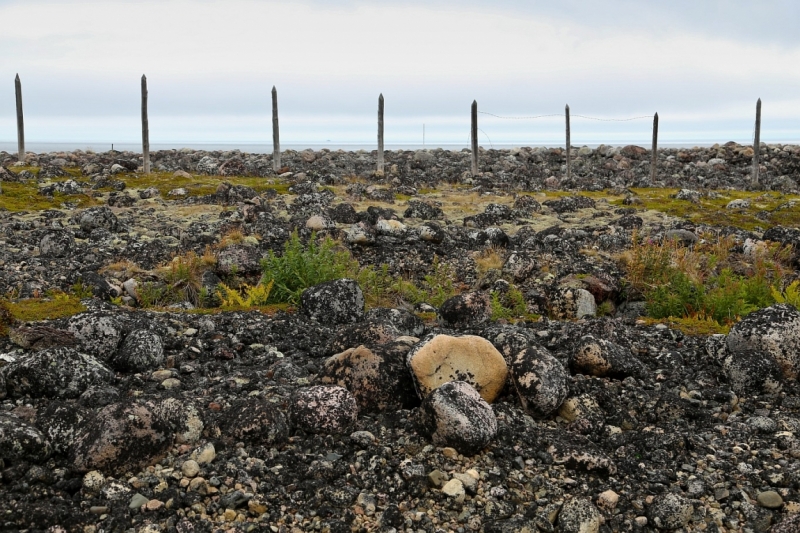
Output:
[{"left": 1, "top": 144, "right": 800, "bottom": 533}]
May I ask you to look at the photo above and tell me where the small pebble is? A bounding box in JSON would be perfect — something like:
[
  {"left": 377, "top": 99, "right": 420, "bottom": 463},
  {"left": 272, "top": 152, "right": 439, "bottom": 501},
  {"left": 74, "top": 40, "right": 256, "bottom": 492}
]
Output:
[{"left": 757, "top": 490, "right": 783, "bottom": 509}]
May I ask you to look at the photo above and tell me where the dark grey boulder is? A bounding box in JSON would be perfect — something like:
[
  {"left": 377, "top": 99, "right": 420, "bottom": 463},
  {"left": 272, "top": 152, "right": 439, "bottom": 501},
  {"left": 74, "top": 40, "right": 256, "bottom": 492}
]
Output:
[
  {"left": 558, "top": 498, "right": 601, "bottom": 533},
  {"left": 647, "top": 492, "right": 693, "bottom": 530},
  {"left": 404, "top": 200, "right": 444, "bottom": 220},
  {"left": 418, "top": 222, "right": 446, "bottom": 244},
  {"left": 0, "top": 414, "right": 52, "bottom": 463},
  {"left": 71, "top": 399, "right": 176, "bottom": 475},
  {"left": 215, "top": 244, "right": 263, "bottom": 275},
  {"left": 79, "top": 385, "right": 120, "bottom": 408},
  {"left": 300, "top": 278, "right": 365, "bottom": 327},
  {"left": 2, "top": 347, "right": 114, "bottom": 399},
  {"left": 39, "top": 230, "right": 75, "bottom": 258},
  {"left": 725, "top": 304, "right": 800, "bottom": 379},
  {"left": 75, "top": 271, "right": 119, "bottom": 301},
  {"left": 416, "top": 381, "right": 497, "bottom": 456},
  {"left": 67, "top": 311, "right": 125, "bottom": 361},
  {"left": 290, "top": 385, "right": 358, "bottom": 434},
  {"left": 570, "top": 335, "right": 645, "bottom": 379},
  {"left": 319, "top": 340, "right": 419, "bottom": 412},
  {"left": 36, "top": 401, "right": 93, "bottom": 455},
  {"left": 219, "top": 398, "right": 289, "bottom": 446},
  {"left": 721, "top": 349, "right": 783, "bottom": 395},
  {"left": 110, "top": 329, "right": 164, "bottom": 372},
  {"left": 438, "top": 291, "right": 491, "bottom": 328},
  {"left": 72, "top": 206, "right": 119, "bottom": 233},
  {"left": 511, "top": 345, "right": 568, "bottom": 419}
]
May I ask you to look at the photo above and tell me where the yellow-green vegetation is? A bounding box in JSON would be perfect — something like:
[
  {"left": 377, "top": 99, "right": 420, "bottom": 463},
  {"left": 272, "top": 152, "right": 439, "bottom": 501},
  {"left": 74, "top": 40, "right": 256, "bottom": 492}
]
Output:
[
  {"left": 490, "top": 287, "right": 539, "bottom": 322},
  {"left": 107, "top": 171, "right": 292, "bottom": 199},
  {"left": 0, "top": 181, "right": 100, "bottom": 211},
  {"left": 773, "top": 280, "right": 800, "bottom": 308},
  {"left": 216, "top": 280, "right": 274, "bottom": 310},
  {"left": 620, "top": 231, "right": 794, "bottom": 334},
  {"left": 3, "top": 291, "right": 86, "bottom": 324},
  {"left": 612, "top": 189, "right": 800, "bottom": 232}
]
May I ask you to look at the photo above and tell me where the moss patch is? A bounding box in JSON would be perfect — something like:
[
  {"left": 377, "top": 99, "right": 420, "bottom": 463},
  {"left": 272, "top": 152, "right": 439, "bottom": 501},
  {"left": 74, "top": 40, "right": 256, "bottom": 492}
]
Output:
[
  {"left": 0, "top": 182, "right": 101, "bottom": 212},
  {"left": 108, "top": 172, "right": 293, "bottom": 199},
  {"left": 4, "top": 294, "right": 86, "bottom": 323}
]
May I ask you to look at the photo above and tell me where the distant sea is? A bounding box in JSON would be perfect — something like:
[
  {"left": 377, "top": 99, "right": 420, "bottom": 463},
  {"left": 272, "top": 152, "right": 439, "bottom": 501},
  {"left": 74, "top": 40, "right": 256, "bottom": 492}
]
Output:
[{"left": 0, "top": 141, "right": 775, "bottom": 155}]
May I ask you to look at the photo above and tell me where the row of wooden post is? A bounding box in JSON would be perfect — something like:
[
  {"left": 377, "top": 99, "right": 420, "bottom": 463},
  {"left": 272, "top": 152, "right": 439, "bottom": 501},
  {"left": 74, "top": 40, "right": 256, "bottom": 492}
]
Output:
[{"left": 11, "top": 74, "right": 764, "bottom": 185}]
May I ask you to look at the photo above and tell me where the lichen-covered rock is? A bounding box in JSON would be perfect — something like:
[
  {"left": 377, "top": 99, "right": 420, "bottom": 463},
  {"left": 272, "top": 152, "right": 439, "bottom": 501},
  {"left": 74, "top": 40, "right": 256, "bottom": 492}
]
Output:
[
  {"left": 510, "top": 345, "right": 568, "bottom": 418},
  {"left": 39, "top": 230, "right": 75, "bottom": 258},
  {"left": 725, "top": 304, "right": 800, "bottom": 378},
  {"left": 110, "top": 329, "right": 164, "bottom": 373},
  {"left": 772, "top": 514, "right": 800, "bottom": 533},
  {"left": 71, "top": 400, "right": 176, "bottom": 475},
  {"left": 549, "top": 287, "right": 597, "bottom": 319},
  {"left": 71, "top": 206, "right": 119, "bottom": 233},
  {"left": 647, "top": 492, "right": 693, "bottom": 530},
  {"left": 501, "top": 250, "right": 538, "bottom": 282},
  {"left": 407, "top": 334, "right": 508, "bottom": 403},
  {"left": 35, "top": 401, "right": 93, "bottom": 455},
  {"left": 215, "top": 244, "right": 263, "bottom": 275},
  {"left": 558, "top": 498, "right": 601, "bottom": 533},
  {"left": 219, "top": 398, "right": 289, "bottom": 445},
  {"left": 345, "top": 222, "right": 377, "bottom": 245},
  {"left": 721, "top": 349, "right": 783, "bottom": 395},
  {"left": 545, "top": 429, "right": 616, "bottom": 475},
  {"left": 319, "top": 341, "right": 418, "bottom": 412},
  {"left": 438, "top": 292, "right": 491, "bottom": 328},
  {"left": 327, "top": 308, "right": 423, "bottom": 354},
  {"left": 570, "top": 335, "right": 645, "bottom": 379},
  {"left": 404, "top": 200, "right": 444, "bottom": 220},
  {"left": 0, "top": 413, "right": 52, "bottom": 463},
  {"left": 416, "top": 381, "right": 497, "bottom": 455},
  {"left": 2, "top": 347, "right": 114, "bottom": 399},
  {"left": 290, "top": 385, "right": 358, "bottom": 434},
  {"left": 418, "top": 222, "right": 446, "bottom": 244},
  {"left": 300, "top": 278, "right": 365, "bottom": 327},
  {"left": 67, "top": 311, "right": 125, "bottom": 361},
  {"left": 152, "top": 398, "right": 205, "bottom": 445}
]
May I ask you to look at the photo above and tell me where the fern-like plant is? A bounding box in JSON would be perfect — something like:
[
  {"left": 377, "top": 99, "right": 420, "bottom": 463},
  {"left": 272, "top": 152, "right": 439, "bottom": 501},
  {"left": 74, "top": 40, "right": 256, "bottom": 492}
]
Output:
[
  {"left": 216, "top": 280, "right": 274, "bottom": 309},
  {"left": 772, "top": 280, "right": 800, "bottom": 308}
]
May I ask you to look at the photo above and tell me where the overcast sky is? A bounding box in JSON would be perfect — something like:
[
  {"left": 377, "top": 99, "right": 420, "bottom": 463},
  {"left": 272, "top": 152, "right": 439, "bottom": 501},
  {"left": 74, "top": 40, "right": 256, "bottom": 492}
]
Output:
[{"left": 1, "top": 0, "right": 800, "bottom": 149}]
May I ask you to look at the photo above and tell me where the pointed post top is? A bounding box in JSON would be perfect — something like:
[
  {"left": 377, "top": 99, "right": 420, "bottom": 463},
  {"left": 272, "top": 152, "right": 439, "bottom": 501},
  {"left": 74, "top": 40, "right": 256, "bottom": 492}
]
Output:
[
  {"left": 654, "top": 112, "right": 658, "bottom": 118},
  {"left": 15, "top": 73, "right": 20, "bottom": 81},
  {"left": 565, "top": 104, "right": 570, "bottom": 111},
  {"left": 379, "top": 93, "right": 383, "bottom": 100},
  {"left": 472, "top": 100, "right": 477, "bottom": 106},
  {"left": 272, "top": 85, "right": 277, "bottom": 93},
  {"left": 141, "top": 74, "right": 146, "bottom": 80}
]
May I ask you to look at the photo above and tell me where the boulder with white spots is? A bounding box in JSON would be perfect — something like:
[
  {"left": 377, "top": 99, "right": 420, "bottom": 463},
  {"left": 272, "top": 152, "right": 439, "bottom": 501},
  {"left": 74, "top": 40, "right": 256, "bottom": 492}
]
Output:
[
  {"left": 570, "top": 335, "right": 645, "bottom": 379},
  {"left": 647, "top": 493, "right": 693, "bottom": 530},
  {"left": 438, "top": 291, "right": 492, "bottom": 328},
  {"left": 219, "top": 398, "right": 289, "bottom": 445},
  {"left": 725, "top": 304, "right": 800, "bottom": 378},
  {"left": 416, "top": 381, "right": 497, "bottom": 456},
  {"left": 0, "top": 414, "right": 52, "bottom": 463},
  {"left": 2, "top": 347, "right": 114, "bottom": 399},
  {"left": 110, "top": 329, "right": 164, "bottom": 373},
  {"left": 290, "top": 385, "right": 358, "bottom": 434},
  {"left": 510, "top": 344, "right": 568, "bottom": 418},
  {"left": 67, "top": 311, "right": 126, "bottom": 361},
  {"left": 558, "top": 498, "right": 602, "bottom": 533},
  {"left": 300, "top": 278, "right": 365, "bottom": 327}
]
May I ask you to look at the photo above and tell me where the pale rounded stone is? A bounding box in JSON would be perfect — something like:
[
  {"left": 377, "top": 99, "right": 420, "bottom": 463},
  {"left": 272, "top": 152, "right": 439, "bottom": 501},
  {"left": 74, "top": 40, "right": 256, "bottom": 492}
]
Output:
[
  {"left": 82, "top": 470, "right": 106, "bottom": 494},
  {"left": 441, "top": 478, "right": 465, "bottom": 502},
  {"left": 757, "top": 490, "right": 783, "bottom": 509},
  {"left": 191, "top": 442, "right": 216, "bottom": 465},
  {"left": 181, "top": 460, "right": 200, "bottom": 478},
  {"left": 407, "top": 334, "right": 508, "bottom": 403}
]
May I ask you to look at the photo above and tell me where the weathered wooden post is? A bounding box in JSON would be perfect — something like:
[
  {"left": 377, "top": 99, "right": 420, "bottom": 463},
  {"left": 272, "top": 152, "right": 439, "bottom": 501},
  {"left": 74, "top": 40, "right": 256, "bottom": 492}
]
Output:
[
  {"left": 651, "top": 112, "right": 659, "bottom": 182},
  {"left": 565, "top": 104, "right": 571, "bottom": 179},
  {"left": 141, "top": 75, "right": 150, "bottom": 174},
  {"left": 377, "top": 93, "right": 384, "bottom": 174},
  {"left": 752, "top": 98, "right": 761, "bottom": 185},
  {"left": 15, "top": 74, "right": 24, "bottom": 164},
  {"left": 272, "top": 86, "right": 280, "bottom": 172},
  {"left": 471, "top": 100, "right": 478, "bottom": 176}
]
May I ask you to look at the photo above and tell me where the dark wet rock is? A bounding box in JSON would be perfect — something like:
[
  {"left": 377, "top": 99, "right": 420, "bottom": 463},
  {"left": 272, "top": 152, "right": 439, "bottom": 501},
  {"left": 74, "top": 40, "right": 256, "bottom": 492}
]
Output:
[
  {"left": 318, "top": 340, "right": 418, "bottom": 412},
  {"left": 300, "top": 278, "right": 365, "bottom": 327},
  {"left": 71, "top": 399, "right": 177, "bottom": 475},
  {"left": 416, "top": 381, "right": 497, "bottom": 455},
  {"left": 0, "top": 414, "right": 52, "bottom": 463},
  {"left": 218, "top": 398, "right": 289, "bottom": 446},
  {"left": 327, "top": 202, "right": 359, "bottom": 224},
  {"left": 725, "top": 304, "right": 800, "bottom": 379},
  {"left": 2, "top": 347, "right": 114, "bottom": 399},
  {"left": 290, "top": 385, "right": 358, "bottom": 434},
  {"left": 570, "top": 335, "right": 646, "bottom": 379},
  {"left": 438, "top": 291, "right": 491, "bottom": 328},
  {"left": 647, "top": 492, "right": 693, "bottom": 530},
  {"left": 109, "top": 329, "right": 164, "bottom": 372},
  {"left": 510, "top": 345, "right": 568, "bottom": 418},
  {"left": 71, "top": 206, "right": 119, "bottom": 233}
]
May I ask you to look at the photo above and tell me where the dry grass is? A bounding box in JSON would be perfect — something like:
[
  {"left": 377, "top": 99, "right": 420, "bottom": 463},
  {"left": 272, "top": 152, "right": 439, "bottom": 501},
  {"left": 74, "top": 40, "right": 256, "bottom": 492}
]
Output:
[{"left": 475, "top": 247, "right": 505, "bottom": 274}]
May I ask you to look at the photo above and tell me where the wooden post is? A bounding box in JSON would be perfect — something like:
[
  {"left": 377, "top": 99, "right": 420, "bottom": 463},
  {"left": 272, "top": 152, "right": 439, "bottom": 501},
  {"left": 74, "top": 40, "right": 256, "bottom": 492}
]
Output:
[
  {"left": 377, "top": 93, "right": 384, "bottom": 174},
  {"left": 15, "top": 74, "right": 24, "bottom": 164},
  {"left": 651, "top": 112, "right": 659, "bottom": 182},
  {"left": 272, "top": 86, "right": 280, "bottom": 172},
  {"left": 471, "top": 100, "right": 478, "bottom": 176},
  {"left": 141, "top": 75, "right": 150, "bottom": 174},
  {"left": 752, "top": 98, "right": 761, "bottom": 185},
  {"left": 565, "top": 104, "right": 571, "bottom": 179}
]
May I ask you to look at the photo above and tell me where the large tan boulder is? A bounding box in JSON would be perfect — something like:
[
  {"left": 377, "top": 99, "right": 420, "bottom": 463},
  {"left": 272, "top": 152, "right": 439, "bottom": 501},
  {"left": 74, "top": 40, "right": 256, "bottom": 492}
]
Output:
[{"left": 406, "top": 334, "right": 508, "bottom": 403}]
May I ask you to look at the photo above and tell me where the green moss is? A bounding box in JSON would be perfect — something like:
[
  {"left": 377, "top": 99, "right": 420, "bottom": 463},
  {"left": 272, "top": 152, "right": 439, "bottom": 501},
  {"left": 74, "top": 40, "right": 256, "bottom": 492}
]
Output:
[
  {"left": 107, "top": 172, "right": 294, "bottom": 199},
  {"left": 0, "top": 182, "right": 101, "bottom": 212},
  {"left": 5, "top": 294, "right": 86, "bottom": 323}
]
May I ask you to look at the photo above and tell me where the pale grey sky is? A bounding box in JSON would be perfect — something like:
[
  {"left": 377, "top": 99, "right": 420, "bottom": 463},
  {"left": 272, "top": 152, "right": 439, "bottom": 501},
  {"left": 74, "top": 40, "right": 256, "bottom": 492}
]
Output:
[{"left": 1, "top": 0, "right": 799, "bottom": 147}]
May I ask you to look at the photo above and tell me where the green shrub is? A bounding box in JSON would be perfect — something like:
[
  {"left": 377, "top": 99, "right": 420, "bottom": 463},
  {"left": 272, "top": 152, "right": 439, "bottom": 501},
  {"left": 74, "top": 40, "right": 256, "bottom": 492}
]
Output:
[
  {"left": 261, "top": 231, "right": 358, "bottom": 304},
  {"left": 772, "top": 280, "right": 800, "bottom": 308}
]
